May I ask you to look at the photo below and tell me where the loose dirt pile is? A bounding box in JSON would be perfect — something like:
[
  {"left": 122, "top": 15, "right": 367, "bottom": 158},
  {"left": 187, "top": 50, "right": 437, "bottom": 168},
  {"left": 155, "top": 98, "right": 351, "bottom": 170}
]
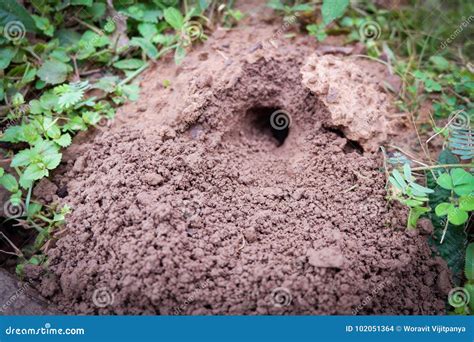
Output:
[{"left": 29, "top": 19, "right": 449, "bottom": 314}]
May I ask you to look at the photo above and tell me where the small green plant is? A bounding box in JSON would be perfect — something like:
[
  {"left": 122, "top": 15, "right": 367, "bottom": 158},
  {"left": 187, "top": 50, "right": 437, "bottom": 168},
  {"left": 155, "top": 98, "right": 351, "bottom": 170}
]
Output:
[
  {"left": 434, "top": 168, "right": 474, "bottom": 226},
  {"left": 0, "top": 0, "right": 210, "bottom": 269},
  {"left": 388, "top": 163, "right": 433, "bottom": 229},
  {"left": 266, "top": 0, "right": 314, "bottom": 19}
]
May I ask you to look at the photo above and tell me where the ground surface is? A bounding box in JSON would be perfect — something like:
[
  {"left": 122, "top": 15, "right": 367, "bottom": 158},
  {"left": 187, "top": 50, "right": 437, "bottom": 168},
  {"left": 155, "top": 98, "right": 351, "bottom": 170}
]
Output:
[{"left": 24, "top": 5, "right": 451, "bottom": 315}]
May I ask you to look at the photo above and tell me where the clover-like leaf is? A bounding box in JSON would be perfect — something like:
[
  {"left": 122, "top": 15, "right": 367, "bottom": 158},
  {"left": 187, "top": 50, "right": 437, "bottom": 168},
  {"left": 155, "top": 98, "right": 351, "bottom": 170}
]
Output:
[
  {"left": 436, "top": 172, "right": 453, "bottom": 190},
  {"left": 447, "top": 206, "right": 468, "bottom": 226}
]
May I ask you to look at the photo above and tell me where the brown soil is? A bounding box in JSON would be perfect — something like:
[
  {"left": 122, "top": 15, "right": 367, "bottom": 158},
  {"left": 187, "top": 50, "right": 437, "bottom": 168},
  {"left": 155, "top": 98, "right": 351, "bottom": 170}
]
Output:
[{"left": 28, "top": 11, "right": 449, "bottom": 315}]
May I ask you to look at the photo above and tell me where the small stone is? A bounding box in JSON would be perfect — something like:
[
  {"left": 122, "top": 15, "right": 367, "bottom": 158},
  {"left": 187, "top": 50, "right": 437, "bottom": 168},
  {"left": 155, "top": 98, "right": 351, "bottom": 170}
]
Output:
[
  {"left": 143, "top": 173, "right": 164, "bottom": 186},
  {"left": 243, "top": 227, "right": 257, "bottom": 243}
]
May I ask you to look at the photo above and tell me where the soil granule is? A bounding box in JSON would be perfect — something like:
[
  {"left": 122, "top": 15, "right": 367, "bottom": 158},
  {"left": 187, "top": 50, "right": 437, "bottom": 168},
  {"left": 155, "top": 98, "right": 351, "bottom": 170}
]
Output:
[{"left": 33, "top": 19, "right": 449, "bottom": 315}]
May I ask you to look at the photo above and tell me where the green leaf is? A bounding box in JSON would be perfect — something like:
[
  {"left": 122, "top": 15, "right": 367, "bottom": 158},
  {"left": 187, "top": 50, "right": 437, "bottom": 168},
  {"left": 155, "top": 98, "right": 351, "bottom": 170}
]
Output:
[
  {"left": 321, "top": 0, "right": 350, "bottom": 25},
  {"left": 23, "top": 163, "right": 48, "bottom": 181},
  {"left": 83, "top": 111, "right": 101, "bottom": 125},
  {"left": 32, "top": 15, "right": 54, "bottom": 36},
  {"left": 403, "top": 163, "right": 411, "bottom": 181},
  {"left": 164, "top": 7, "right": 184, "bottom": 30},
  {"left": 11, "top": 149, "right": 34, "bottom": 167},
  {"left": 0, "top": 168, "right": 3, "bottom": 178},
  {"left": 409, "top": 182, "right": 434, "bottom": 195},
  {"left": 423, "top": 78, "right": 442, "bottom": 92},
  {"left": 54, "top": 133, "right": 72, "bottom": 147},
  {"left": 37, "top": 60, "right": 69, "bottom": 85},
  {"left": 435, "top": 202, "right": 453, "bottom": 216},
  {"left": 392, "top": 169, "right": 407, "bottom": 191},
  {"left": 0, "top": 126, "right": 22, "bottom": 143},
  {"left": 267, "top": 0, "right": 286, "bottom": 10},
  {"left": 71, "top": 0, "right": 93, "bottom": 6},
  {"left": 436, "top": 172, "right": 453, "bottom": 190},
  {"left": 465, "top": 284, "right": 474, "bottom": 312},
  {"left": 130, "top": 37, "right": 158, "bottom": 59},
  {"left": 292, "top": 3, "right": 314, "bottom": 12},
  {"left": 451, "top": 168, "right": 473, "bottom": 186},
  {"left": 466, "top": 243, "right": 474, "bottom": 281},
  {"left": 113, "top": 59, "right": 145, "bottom": 70},
  {"left": 459, "top": 195, "right": 474, "bottom": 212},
  {"left": 0, "top": 47, "right": 16, "bottom": 70},
  {"left": 0, "top": 0, "right": 37, "bottom": 32},
  {"left": 407, "top": 206, "right": 430, "bottom": 229},
  {"left": 447, "top": 206, "right": 468, "bottom": 225},
  {"left": 0, "top": 174, "right": 18, "bottom": 192},
  {"left": 430, "top": 56, "right": 450, "bottom": 71},
  {"left": 138, "top": 23, "right": 158, "bottom": 40},
  {"left": 122, "top": 84, "right": 140, "bottom": 101}
]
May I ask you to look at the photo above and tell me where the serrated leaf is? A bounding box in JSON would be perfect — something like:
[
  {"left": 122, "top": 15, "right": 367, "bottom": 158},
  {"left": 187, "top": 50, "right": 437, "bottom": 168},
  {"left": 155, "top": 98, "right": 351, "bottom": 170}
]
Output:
[
  {"left": 82, "top": 111, "right": 101, "bottom": 125},
  {"left": 11, "top": 149, "right": 34, "bottom": 167},
  {"left": 0, "top": 174, "right": 19, "bottom": 192},
  {"left": 130, "top": 37, "right": 158, "bottom": 59},
  {"left": 23, "top": 163, "right": 48, "bottom": 181},
  {"left": 37, "top": 60, "right": 69, "bottom": 85},
  {"left": 46, "top": 123, "right": 61, "bottom": 139},
  {"left": 321, "top": 0, "right": 350, "bottom": 25},
  {"left": 164, "top": 7, "right": 184, "bottom": 30},
  {"left": 55, "top": 133, "right": 72, "bottom": 147}
]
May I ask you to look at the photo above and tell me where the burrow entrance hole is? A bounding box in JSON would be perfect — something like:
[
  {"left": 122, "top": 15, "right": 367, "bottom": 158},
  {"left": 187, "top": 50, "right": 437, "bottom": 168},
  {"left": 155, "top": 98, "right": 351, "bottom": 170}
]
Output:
[{"left": 245, "top": 106, "right": 290, "bottom": 147}]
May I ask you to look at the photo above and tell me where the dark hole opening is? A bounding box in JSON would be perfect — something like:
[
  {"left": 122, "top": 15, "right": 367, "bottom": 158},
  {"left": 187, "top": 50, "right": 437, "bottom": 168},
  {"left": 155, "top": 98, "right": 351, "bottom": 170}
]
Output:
[
  {"left": 246, "top": 106, "right": 290, "bottom": 146},
  {"left": 326, "top": 127, "right": 364, "bottom": 154}
]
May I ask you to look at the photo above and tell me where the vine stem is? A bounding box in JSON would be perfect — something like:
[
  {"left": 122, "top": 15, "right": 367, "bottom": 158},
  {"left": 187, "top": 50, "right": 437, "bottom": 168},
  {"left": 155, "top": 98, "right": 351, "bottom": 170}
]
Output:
[{"left": 411, "top": 164, "right": 474, "bottom": 171}]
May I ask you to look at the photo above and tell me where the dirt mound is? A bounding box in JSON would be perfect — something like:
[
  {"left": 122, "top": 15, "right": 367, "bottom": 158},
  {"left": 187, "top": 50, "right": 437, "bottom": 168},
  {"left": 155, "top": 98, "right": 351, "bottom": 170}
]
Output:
[{"left": 32, "top": 23, "right": 449, "bottom": 314}]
